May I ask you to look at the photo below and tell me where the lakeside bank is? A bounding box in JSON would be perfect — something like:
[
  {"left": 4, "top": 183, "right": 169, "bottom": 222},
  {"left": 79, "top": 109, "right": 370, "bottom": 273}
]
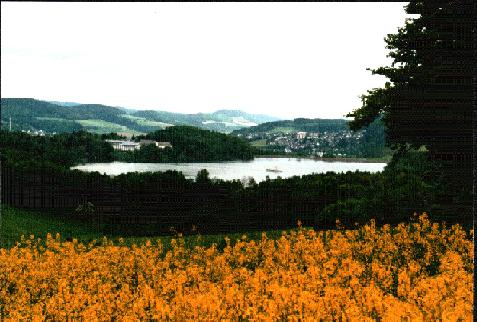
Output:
[{"left": 255, "top": 154, "right": 392, "bottom": 163}]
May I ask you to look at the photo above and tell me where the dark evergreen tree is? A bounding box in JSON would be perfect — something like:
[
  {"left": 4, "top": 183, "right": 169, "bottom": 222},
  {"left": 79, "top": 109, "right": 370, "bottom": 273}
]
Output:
[
  {"left": 196, "top": 169, "right": 211, "bottom": 184},
  {"left": 346, "top": 0, "right": 474, "bottom": 221}
]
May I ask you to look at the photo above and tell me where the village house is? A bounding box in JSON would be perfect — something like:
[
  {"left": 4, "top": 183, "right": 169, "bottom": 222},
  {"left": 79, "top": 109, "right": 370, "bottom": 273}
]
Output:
[
  {"left": 22, "top": 129, "right": 46, "bottom": 137},
  {"left": 296, "top": 131, "right": 307, "bottom": 139}
]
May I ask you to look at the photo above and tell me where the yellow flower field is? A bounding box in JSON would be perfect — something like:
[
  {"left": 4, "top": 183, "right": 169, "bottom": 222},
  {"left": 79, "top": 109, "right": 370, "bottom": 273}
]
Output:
[{"left": 0, "top": 214, "right": 473, "bottom": 321}]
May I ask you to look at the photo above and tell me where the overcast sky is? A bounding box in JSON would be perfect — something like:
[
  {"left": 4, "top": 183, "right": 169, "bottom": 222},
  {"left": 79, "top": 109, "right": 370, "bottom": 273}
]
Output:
[{"left": 1, "top": 2, "right": 410, "bottom": 119}]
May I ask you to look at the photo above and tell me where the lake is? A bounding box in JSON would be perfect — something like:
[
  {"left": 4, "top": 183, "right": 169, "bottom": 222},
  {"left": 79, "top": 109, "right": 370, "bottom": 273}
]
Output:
[{"left": 71, "top": 158, "right": 387, "bottom": 183}]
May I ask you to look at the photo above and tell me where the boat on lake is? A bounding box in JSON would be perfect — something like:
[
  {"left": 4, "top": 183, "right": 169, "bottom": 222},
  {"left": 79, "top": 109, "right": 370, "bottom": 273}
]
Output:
[{"left": 266, "top": 167, "right": 282, "bottom": 173}]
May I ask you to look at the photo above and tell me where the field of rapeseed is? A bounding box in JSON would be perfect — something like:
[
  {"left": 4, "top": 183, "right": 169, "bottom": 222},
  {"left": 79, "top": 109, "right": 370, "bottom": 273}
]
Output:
[{"left": 0, "top": 214, "right": 473, "bottom": 321}]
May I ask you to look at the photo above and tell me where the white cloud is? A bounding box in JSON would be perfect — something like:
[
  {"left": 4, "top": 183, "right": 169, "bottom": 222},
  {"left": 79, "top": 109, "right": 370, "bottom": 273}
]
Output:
[{"left": 1, "top": 2, "right": 409, "bottom": 119}]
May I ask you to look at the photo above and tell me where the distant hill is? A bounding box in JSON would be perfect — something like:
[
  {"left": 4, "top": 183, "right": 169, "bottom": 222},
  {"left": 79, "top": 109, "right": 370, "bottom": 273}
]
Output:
[
  {"left": 48, "top": 101, "right": 82, "bottom": 107},
  {"left": 132, "top": 109, "right": 279, "bottom": 133},
  {"left": 211, "top": 110, "right": 279, "bottom": 124},
  {"left": 231, "top": 118, "right": 351, "bottom": 135},
  {"left": 0, "top": 98, "right": 280, "bottom": 134}
]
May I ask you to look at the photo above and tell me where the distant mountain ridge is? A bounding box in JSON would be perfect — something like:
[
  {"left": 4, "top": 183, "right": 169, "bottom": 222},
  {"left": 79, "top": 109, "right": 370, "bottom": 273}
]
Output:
[
  {"left": 0, "top": 98, "right": 280, "bottom": 134},
  {"left": 211, "top": 109, "right": 277, "bottom": 124},
  {"left": 231, "top": 118, "right": 352, "bottom": 135},
  {"left": 48, "top": 101, "right": 82, "bottom": 107}
]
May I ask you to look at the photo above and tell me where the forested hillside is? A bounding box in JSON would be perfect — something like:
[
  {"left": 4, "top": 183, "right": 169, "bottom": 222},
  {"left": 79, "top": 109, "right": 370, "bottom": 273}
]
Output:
[
  {"left": 1, "top": 98, "right": 151, "bottom": 133},
  {"left": 0, "top": 127, "right": 255, "bottom": 167},
  {"left": 117, "top": 126, "right": 255, "bottom": 162},
  {"left": 0, "top": 130, "right": 115, "bottom": 169},
  {"left": 131, "top": 109, "right": 279, "bottom": 133},
  {"left": 1, "top": 98, "right": 278, "bottom": 134}
]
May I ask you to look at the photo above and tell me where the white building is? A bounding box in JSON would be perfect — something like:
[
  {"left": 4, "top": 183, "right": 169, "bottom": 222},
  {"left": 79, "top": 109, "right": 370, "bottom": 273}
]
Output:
[
  {"left": 296, "top": 132, "right": 307, "bottom": 139},
  {"left": 156, "top": 142, "right": 172, "bottom": 149},
  {"left": 105, "top": 140, "right": 140, "bottom": 151}
]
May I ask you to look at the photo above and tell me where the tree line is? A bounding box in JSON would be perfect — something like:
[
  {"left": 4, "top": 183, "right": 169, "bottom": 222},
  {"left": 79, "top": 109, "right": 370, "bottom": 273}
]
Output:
[
  {"left": 0, "top": 130, "right": 114, "bottom": 169},
  {"left": 0, "top": 127, "right": 255, "bottom": 168},
  {"left": 2, "top": 132, "right": 462, "bottom": 236}
]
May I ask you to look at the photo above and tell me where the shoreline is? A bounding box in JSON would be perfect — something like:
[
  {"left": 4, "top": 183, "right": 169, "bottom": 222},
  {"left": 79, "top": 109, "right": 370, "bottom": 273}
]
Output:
[
  {"left": 73, "top": 155, "right": 390, "bottom": 167},
  {"left": 255, "top": 155, "right": 390, "bottom": 163}
]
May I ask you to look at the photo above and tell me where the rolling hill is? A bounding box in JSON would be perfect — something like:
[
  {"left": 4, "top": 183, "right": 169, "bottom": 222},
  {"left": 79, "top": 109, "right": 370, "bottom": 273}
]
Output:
[
  {"left": 0, "top": 98, "right": 280, "bottom": 134},
  {"left": 231, "top": 118, "right": 352, "bottom": 135}
]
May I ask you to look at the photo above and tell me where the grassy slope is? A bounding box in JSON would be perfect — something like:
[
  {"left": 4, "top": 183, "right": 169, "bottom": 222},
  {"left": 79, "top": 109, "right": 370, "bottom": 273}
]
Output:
[
  {"left": 269, "top": 126, "right": 296, "bottom": 134},
  {"left": 75, "top": 119, "right": 131, "bottom": 133},
  {"left": 0, "top": 206, "right": 98, "bottom": 248},
  {"left": 250, "top": 139, "right": 267, "bottom": 147},
  {"left": 0, "top": 206, "right": 288, "bottom": 249},
  {"left": 120, "top": 114, "right": 173, "bottom": 128}
]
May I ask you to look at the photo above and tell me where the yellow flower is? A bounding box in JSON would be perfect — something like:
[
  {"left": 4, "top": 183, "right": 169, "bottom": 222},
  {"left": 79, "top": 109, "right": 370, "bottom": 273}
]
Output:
[{"left": 0, "top": 214, "right": 472, "bottom": 320}]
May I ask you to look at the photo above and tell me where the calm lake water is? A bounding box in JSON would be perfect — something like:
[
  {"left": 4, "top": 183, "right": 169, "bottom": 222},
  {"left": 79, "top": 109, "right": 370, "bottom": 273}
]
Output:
[{"left": 71, "top": 158, "right": 386, "bottom": 183}]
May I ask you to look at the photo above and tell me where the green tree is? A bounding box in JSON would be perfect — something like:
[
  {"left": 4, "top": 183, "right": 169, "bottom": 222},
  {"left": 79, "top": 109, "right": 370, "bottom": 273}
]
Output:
[
  {"left": 347, "top": 1, "right": 473, "bottom": 153},
  {"left": 196, "top": 169, "right": 211, "bottom": 184},
  {"left": 346, "top": 0, "right": 474, "bottom": 220}
]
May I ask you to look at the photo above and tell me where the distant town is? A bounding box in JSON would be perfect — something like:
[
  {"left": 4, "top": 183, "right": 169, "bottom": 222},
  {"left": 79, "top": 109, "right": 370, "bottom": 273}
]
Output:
[{"left": 236, "top": 130, "right": 365, "bottom": 158}]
